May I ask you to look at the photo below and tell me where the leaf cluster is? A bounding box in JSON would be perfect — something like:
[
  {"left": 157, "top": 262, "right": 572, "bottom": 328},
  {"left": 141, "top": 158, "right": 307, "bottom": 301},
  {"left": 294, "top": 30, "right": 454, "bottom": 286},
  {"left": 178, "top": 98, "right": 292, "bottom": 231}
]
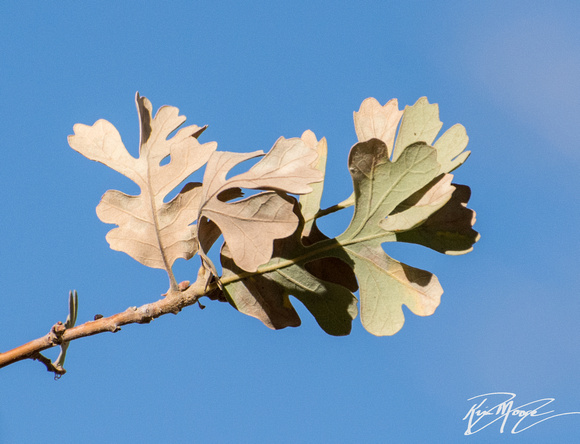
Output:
[{"left": 68, "top": 94, "right": 479, "bottom": 336}]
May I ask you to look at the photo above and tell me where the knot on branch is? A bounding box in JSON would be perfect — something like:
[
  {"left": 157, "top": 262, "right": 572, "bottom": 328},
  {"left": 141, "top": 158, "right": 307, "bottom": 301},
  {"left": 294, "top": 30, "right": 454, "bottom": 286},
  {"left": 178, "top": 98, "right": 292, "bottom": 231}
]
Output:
[{"left": 49, "top": 321, "right": 67, "bottom": 345}]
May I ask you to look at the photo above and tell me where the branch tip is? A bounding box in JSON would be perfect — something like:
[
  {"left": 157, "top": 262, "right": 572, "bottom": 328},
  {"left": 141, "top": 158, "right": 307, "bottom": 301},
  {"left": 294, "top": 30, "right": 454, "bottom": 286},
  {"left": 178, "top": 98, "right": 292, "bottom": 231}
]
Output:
[{"left": 1, "top": 265, "right": 214, "bottom": 373}]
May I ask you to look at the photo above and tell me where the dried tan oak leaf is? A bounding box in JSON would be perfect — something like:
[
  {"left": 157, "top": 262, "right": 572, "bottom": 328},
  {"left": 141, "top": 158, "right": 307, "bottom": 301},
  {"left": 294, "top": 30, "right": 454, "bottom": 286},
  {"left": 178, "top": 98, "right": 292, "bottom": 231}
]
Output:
[
  {"left": 68, "top": 93, "right": 217, "bottom": 274},
  {"left": 198, "top": 136, "right": 324, "bottom": 272},
  {"left": 353, "top": 98, "right": 404, "bottom": 158}
]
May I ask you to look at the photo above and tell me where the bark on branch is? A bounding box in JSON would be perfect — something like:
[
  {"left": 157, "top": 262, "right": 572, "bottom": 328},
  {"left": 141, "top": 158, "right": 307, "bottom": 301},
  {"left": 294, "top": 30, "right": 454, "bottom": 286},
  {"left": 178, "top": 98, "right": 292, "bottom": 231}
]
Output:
[{"left": 0, "top": 273, "right": 216, "bottom": 374}]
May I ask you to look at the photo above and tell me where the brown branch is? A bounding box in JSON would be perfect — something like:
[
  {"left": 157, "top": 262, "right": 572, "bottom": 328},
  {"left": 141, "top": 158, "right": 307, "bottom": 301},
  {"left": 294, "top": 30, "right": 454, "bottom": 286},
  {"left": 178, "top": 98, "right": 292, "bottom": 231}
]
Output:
[
  {"left": 0, "top": 273, "right": 216, "bottom": 373},
  {"left": 31, "top": 352, "right": 67, "bottom": 378}
]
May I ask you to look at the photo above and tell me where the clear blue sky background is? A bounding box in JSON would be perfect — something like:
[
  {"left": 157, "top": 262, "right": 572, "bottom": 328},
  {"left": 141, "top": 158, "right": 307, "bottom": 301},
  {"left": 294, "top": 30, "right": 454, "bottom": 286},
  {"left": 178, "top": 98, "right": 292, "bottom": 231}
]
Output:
[{"left": 1, "top": 1, "right": 579, "bottom": 443}]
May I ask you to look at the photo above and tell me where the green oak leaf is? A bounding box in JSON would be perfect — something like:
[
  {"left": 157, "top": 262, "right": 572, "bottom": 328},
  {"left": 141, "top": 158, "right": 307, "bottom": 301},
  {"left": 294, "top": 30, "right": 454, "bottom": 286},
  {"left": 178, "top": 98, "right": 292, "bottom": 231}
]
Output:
[
  {"left": 336, "top": 138, "right": 445, "bottom": 335},
  {"left": 378, "top": 96, "right": 478, "bottom": 255},
  {"left": 393, "top": 97, "right": 470, "bottom": 174},
  {"left": 393, "top": 97, "right": 443, "bottom": 161},
  {"left": 221, "top": 235, "right": 358, "bottom": 336},
  {"left": 380, "top": 174, "right": 455, "bottom": 233},
  {"left": 339, "top": 139, "right": 441, "bottom": 241},
  {"left": 222, "top": 136, "right": 468, "bottom": 337},
  {"left": 343, "top": 243, "right": 442, "bottom": 335},
  {"left": 220, "top": 98, "right": 478, "bottom": 337},
  {"left": 393, "top": 183, "right": 480, "bottom": 254}
]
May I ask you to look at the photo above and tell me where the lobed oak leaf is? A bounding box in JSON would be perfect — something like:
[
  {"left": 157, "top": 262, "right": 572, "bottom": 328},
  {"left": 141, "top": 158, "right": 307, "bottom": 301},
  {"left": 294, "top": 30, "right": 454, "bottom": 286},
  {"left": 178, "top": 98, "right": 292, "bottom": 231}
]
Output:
[
  {"left": 221, "top": 232, "right": 358, "bottom": 336},
  {"left": 340, "top": 139, "right": 441, "bottom": 241},
  {"left": 298, "top": 130, "right": 328, "bottom": 238},
  {"left": 220, "top": 243, "right": 302, "bottom": 330},
  {"left": 68, "top": 93, "right": 217, "bottom": 281},
  {"left": 394, "top": 184, "right": 480, "bottom": 254},
  {"left": 201, "top": 191, "right": 298, "bottom": 273},
  {"left": 198, "top": 136, "right": 324, "bottom": 272},
  {"left": 380, "top": 172, "right": 455, "bottom": 233},
  {"left": 351, "top": 97, "right": 476, "bottom": 252},
  {"left": 336, "top": 139, "right": 444, "bottom": 335},
  {"left": 392, "top": 97, "right": 471, "bottom": 172},
  {"left": 345, "top": 99, "right": 478, "bottom": 333},
  {"left": 346, "top": 243, "right": 442, "bottom": 336}
]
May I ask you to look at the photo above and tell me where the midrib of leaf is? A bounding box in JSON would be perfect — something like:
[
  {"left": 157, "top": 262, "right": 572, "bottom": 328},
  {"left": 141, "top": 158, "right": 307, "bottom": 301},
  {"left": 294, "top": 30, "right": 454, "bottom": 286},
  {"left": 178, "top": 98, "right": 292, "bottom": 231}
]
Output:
[
  {"left": 146, "top": 150, "right": 178, "bottom": 291},
  {"left": 305, "top": 194, "right": 354, "bottom": 224},
  {"left": 345, "top": 162, "right": 377, "bottom": 241},
  {"left": 275, "top": 268, "right": 312, "bottom": 292},
  {"left": 220, "top": 229, "right": 394, "bottom": 287}
]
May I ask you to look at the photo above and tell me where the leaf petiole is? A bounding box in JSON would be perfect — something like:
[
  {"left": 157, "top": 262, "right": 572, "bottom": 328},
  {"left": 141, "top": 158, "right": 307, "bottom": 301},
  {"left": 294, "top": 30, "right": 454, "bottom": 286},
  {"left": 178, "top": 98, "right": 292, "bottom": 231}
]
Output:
[{"left": 308, "top": 193, "right": 355, "bottom": 223}]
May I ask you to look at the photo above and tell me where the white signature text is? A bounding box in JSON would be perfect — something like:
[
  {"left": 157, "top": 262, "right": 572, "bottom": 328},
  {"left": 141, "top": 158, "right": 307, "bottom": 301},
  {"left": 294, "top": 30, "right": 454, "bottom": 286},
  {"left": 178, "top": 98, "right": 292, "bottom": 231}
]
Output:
[{"left": 463, "top": 392, "right": 580, "bottom": 435}]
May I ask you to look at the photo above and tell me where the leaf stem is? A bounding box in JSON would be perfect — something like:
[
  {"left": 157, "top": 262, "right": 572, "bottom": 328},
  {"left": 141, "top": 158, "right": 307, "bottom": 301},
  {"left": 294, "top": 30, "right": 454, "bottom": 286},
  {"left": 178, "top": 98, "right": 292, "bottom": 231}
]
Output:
[{"left": 305, "top": 193, "right": 355, "bottom": 224}]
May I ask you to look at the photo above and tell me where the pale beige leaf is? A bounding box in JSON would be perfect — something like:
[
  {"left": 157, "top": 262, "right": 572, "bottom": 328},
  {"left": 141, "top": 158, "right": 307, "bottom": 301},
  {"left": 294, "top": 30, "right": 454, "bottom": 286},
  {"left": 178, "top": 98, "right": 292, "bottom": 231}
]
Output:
[
  {"left": 353, "top": 98, "right": 403, "bottom": 158},
  {"left": 97, "top": 183, "right": 203, "bottom": 269},
  {"left": 69, "top": 119, "right": 141, "bottom": 184},
  {"left": 203, "top": 192, "right": 298, "bottom": 272},
  {"left": 230, "top": 136, "right": 323, "bottom": 193},
  {"left": 200, "top": 150, "right": 265, "bottom": 204},
  {"left": 298, "top": 130, "right": 328, "bottom": 237},
  {"left": 68, "top": 93, "right": 217, "bottom": 274},
  {"left": 198, "top": 136, "right": 323, "bottom": 272}
]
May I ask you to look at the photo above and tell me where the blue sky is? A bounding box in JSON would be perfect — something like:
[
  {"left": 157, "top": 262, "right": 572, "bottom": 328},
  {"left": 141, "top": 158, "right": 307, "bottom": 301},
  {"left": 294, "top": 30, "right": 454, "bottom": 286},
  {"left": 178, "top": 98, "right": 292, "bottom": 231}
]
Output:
[{"left": 1, "top": 1, "right": 579, "bottom": 442}]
